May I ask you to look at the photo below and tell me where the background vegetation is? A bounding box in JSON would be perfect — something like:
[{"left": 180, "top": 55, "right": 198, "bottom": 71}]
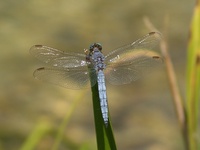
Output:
[{"left": 0, "top": 0, "right": 197, "bottom": 150}]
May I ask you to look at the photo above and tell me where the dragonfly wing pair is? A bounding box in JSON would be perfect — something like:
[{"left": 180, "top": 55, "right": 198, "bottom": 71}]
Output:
[{"left": 30, "top": 32, "right": 163, "bottom": 89}]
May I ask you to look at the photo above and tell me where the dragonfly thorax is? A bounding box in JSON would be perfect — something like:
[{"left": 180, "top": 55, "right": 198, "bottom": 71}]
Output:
[{"left": 86, "top": 43, "right": 105, "bottom": 71}]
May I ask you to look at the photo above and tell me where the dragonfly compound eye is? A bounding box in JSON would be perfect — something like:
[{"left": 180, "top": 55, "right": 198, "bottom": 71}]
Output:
[
  {"left": 89, "top": 43, "right": 102, "bottom": 51},
  {"left": 89, "top": 44, "right": 94, "bottom": 52},
  {"left": 96, "top": 43, "right": 102, "bottom": 51},
  {"left": 90, "top": 43, "right": 102, "bottom": 51}
]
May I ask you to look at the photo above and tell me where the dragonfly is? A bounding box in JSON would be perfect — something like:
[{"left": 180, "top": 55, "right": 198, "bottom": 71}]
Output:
[{"left": 30, "top": 32, "right": 163, "bottom": 126}]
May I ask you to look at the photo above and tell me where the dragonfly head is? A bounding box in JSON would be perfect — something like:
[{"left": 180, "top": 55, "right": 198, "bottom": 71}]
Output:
[{"left": 89, "top": 43, "right": 102, "bottom": 53}]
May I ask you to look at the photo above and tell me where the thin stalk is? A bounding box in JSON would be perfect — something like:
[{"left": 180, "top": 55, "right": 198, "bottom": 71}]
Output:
[{"left": 144, "top": 17, "right": 188, "bottom": 149}]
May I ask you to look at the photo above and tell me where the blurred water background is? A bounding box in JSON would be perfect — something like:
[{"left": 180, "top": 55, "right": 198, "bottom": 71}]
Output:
[{"left": 0, "top": 0, "right": 196, "bottom": 150}]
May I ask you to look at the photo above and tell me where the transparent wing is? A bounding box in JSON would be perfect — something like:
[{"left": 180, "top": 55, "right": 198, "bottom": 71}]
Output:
[
  {"left": 30, "top": 45, "right": 87, "bottom": 68},
  {"left": 104, "top": 32, "right": 163, "bottom": 85},
  {"left": 105, "top": 54, "right": 163, "bottom": 85},
  {"left": 33, "top": 66, "right": 97, "bottom": 89}
]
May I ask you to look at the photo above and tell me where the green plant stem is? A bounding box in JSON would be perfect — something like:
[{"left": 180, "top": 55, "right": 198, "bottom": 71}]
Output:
[
  {"left": 186, "top": 1, "right": 200, "bottom": 149},
  {"left": 20, "top": 120, "right": 52, "bottom": 150},
  {"left": 89, "top": 69, "right": 117, "bottom": 150},
  {"left": 52, "top": 94, "right": 82, "bottom": 150}
]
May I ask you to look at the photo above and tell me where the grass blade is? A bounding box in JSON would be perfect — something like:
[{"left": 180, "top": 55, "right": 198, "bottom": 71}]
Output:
[
  {"left": 89, "top": 70, "right": 117, "bottom": 150},
  {"left": 186, "top": 0, "right": 200, "bottom": 149},
  {"left": 52, "top": 93, "right": 84, "bottom": 150},
  {"left": 20, "top": 120, "right": 52, "bottom": 150}
]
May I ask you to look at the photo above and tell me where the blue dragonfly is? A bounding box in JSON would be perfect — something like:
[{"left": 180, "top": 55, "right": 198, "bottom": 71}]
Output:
[{"left": 30, "top": 32, "right": 163, "bottom": 126}]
